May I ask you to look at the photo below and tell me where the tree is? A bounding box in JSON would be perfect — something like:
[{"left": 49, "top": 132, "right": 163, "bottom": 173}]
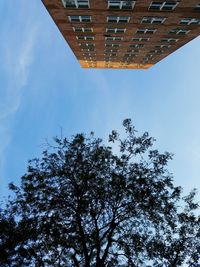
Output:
[{"left": 0, "top": 119, "right": 199, "bottom": 267}]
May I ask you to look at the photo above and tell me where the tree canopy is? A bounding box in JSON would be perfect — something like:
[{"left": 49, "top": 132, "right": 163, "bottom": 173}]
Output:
[{"left": 0, "top": 119, "right": 199, "bottom": 267}]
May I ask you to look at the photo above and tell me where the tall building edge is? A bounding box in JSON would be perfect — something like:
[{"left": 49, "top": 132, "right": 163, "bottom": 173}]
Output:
[{"left": 42, "top": 0, "right": 200, "bottom": 69}]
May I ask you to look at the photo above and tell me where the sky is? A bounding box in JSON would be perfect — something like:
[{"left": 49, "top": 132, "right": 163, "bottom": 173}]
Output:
[{"left": 0, "top": 1, "right": 200, "bottom": 202}]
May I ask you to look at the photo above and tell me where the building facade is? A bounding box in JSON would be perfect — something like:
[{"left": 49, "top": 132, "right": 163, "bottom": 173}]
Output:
[{"left": 42, "top": 0, "right": 200, "bottom": 69}]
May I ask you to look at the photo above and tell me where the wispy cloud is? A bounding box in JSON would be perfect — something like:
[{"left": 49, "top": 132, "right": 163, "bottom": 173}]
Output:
[
  {"left": 16, "top": 26, "right": 38, "bottom": 88},
  {"left": 0, "top": 26, "right": 38, "bottom": 120},
  {"left": 0, "top": 7, "right": 38, "bottom": 188}
]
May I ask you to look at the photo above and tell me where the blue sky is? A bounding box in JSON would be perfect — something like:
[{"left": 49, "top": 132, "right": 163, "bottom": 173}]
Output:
[{"left": 0, "top": 1, "right": 200, "bottom": 201}]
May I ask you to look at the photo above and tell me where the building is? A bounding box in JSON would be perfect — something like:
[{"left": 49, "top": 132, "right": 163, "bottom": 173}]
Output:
[{"left": 42, "top": 0, "right": 200, "bottom": 69}]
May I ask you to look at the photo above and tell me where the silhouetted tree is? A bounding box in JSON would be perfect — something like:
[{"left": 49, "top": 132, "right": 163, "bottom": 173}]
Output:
[{"left": 0, "top": 119, "right": 199, "bottom": 267}]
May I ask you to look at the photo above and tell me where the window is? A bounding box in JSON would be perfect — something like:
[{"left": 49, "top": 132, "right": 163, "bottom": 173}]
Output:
[
  {"left": 81, "top": 48, "right": 95, "bottom": 51},
  {"left": 180, "top": 18, "right": 200, "bottom": 25},
  {"left": 149, "top": 49, "right": 162, "bottom": 54},
  {"left": 79, "top": 43, "right": 94, "bottom": 47},
  {"left": 69, "top": 15, "right": 91, "bottom": 22},
  {"left": 83, "top": 53, "right": 96, "bottom": 57},
  {"left": 122, "top": 60, "right": 132, "bottom": 64},
  {"left": 127, "top": 49, "right": 139, "bottom": 53},
  {"left": 85, "top": 58, "right": 95, "bottom": 61},
  {"left": 73, "top": 27, "right": 93, "bottom": 32},
  {"left": 146, "top": 54, "right": 154, "bottom": 59},
  {"left": 124, "top": 53, "right": 136, "bottom": 57},
  {"left": 104, "top": 49, "right": 118, "bottom": 53},
  {"left": 108, "top": 0, "right": 135, "bottom": 9},
  {"left": 161, "top": 38, "right": 178, "bottom": 42},
  {"left": 137, "top": 28, "right": 156, "bottom": 34},
  {"left": 155, "top": 45, "right": 171, "bottom": 49},
  {"left": 123, "top": 61, "right": 133, "bottom": 64},
  {"left": 123, "top": 55, "right": 136, "bottom": 61},
  {"left": 62, "top": 0, "right": 89, "bottom": 8},
  {"left": 194, "top": 3, "right": 200, "bottom": 11},
  {"left": 129, "top": 44, "right": 144, "bottom": 48},
  {"left": 86, "top": 60, "right": 95, "bottom": 63},
  {"left": 106, "top": 28, "right": 126, "bottom": 33},
  {"left": 131, "top": 37, "right": 149, "bottom": 41},
  {"left": 77, "top": 36, "right": 94, "bottom": 40},
  {"left": 149, "top": 1, "right": 179, "bottom": 11},
  {"left": 105, "top": 43, "right": 120, "bottom": 47},
  {"left": 105, "top": 36, "right": 123, "bottom": 41},
  {"left": 107, "top": 16, "right": 130, "bottom": 23},
  {"left": 84, "top": 57, "right": 96, "bottom": 61},
  {"left": 87, "top": 64, "right": 96, "bottom": 67},
  {"left": 105, "top": 61, "right": 112, "bottom": 65},
  {"left": 141, "top": 17, "right": 166, "bottom": 24},
  {"left": 142, "top": 56, "right": 154, "bottom": 64},
  {"left": 169, "top": 28, "right": 190, "bottom": 35},
  {"left": 105, "top": 57, "right": 117, "bottom": 61},
  {"left": 104, "top": 53, "right": 117, "bottom": 56},
  {"left": 84, "top": 55, "right": 95, "bottom": 58},
  {"left": 142, "top": 54, "right": 154, "bottom": 63}
]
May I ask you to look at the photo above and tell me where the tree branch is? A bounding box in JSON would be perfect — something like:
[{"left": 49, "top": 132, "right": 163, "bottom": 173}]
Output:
[
  {"left": 76, "top": 212, "right": 90, "bottom": 266},
  {"left": 72, "top": 253, "right": 80, "bottom": 267},
  {"left": 101, "top": 218, "right": 117, "bottom": 264}
]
